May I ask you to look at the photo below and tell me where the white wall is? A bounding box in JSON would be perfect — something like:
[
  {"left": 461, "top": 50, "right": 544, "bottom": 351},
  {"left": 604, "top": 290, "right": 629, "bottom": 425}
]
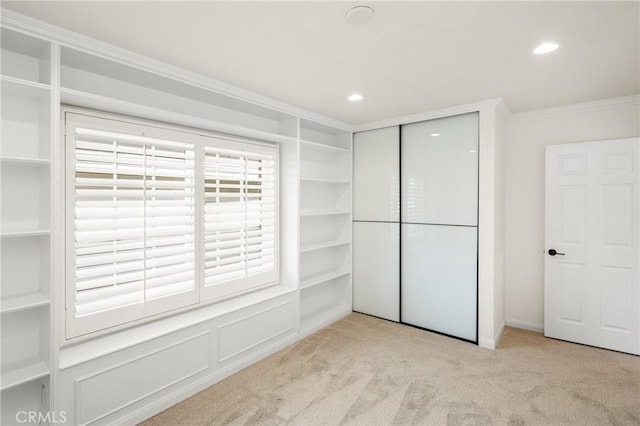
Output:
[
  {"left": 477, "top": 103, "right": 508, "bottom": 349},
  {"left": 505, "top": 95, "right": 640, "bottom": 331},
  {"left": 493, "top": 105, "right": 507, "bottom": 342}
]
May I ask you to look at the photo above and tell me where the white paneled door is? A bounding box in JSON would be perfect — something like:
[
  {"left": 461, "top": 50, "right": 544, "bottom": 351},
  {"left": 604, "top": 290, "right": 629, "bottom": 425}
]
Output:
[{"left": 545, "top": 138, "right": 639, "bottom": 355}]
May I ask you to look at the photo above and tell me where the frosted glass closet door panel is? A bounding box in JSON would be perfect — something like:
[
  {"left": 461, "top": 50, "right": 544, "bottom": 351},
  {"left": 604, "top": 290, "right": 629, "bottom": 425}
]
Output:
[
  {"left": 401, "top": 113, "right": 478, "bottom": 226},
  {"left": 401, "top": 224, "right": 477, "bottom": 341},
  {"left": 353, "top": 126, "right": 400, "bottom": 222},
  {"left": 353, "top": 222, "right": 400, "bottom": 321}
]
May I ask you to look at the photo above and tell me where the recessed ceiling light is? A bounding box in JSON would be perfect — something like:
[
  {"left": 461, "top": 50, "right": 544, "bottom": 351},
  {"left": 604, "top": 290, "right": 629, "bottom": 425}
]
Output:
[
  {"left": 430, "top": 133, "right": 440, "bottom": 137},
  {"left": 533, "top": 41, "right": 560, "bottom": 55},
  {"left": 345, "top": 5, "right": 375, "bottom": 24},
  {"left": 469, "top": 150, "right": 477, "bottom": 153},
  {"left": 348, "top": 94, "right": 363, "bottom": 102}
]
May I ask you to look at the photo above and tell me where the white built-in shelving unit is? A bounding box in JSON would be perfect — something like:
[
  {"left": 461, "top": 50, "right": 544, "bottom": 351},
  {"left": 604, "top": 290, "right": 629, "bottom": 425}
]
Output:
[
  {"left": 298, "top": 119, "right": 352, "bottom": 335},
  {"left": 1, "top": 12, "right": 353, "bottom": 423},
  {"left": 1, "top": 27, "right": 53, "bottom": 422}
]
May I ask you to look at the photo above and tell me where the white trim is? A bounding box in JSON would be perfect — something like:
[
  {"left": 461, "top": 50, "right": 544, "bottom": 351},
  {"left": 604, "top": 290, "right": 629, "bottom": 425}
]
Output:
[
  {"left": 51, "top": 41, "right": 64, "bottom": 415},
  {"left": 511, "top": 94, "right": 640, "bottom": 120},
  {"left": 1, "top": 9, "right": 352, "bottom": 132},
  {"left": 478, "top": 337, "right": 495, "bottom": 350},
  {"left": 479, "top": 315, "right": 504, "bottom": 350},
  {"left": 353, "top": 98, "right": 505, "bottom": 132},
  {"left": 505, "top": 318, "right": 544, "bottom": 333}
]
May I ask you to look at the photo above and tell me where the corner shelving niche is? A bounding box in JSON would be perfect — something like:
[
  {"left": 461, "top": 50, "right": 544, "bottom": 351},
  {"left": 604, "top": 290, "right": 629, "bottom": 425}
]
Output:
[
  {"left": 298, "top": 119, "right": 352, "bottom": 335},
  {"left": 0, "top": 26, "right": 52, "bottom": 423}
]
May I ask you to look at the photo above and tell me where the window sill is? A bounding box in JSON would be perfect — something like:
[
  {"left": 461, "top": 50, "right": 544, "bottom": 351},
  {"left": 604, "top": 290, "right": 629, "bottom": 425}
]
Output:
[{"left": 59, "top": 285, "right": 296, "bottom": 370}]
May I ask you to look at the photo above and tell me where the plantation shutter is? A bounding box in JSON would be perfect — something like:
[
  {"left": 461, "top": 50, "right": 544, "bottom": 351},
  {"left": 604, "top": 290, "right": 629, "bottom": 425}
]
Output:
[
  {"left": 143, "top": 140, "right": 196, "bottom": 301},
  {"left": 71, "top": 122, "right": 196, "bottom": 334},
  {"left": 66, "top": 111, "right": 279, "bottom": 339},
  {"left": 74, "top": 128, "right": 146, "bottom": 316},
  {"left": 202, "top": 140, "right": 277, "bottom": 299}
]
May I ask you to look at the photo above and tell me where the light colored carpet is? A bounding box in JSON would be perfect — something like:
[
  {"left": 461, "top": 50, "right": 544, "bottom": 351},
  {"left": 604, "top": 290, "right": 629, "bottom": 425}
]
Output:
[{"left": 141, "top": 313, "right": 640, "bottom": 426}]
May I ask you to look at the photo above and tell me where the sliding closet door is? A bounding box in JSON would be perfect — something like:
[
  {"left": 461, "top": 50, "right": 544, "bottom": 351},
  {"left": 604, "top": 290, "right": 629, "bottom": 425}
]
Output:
[
  {"left": 401, "top": 113, "right": 478, "bottom": 341},
  {"left": 353, "top": 126, "right": 400, "bottom": 321}
]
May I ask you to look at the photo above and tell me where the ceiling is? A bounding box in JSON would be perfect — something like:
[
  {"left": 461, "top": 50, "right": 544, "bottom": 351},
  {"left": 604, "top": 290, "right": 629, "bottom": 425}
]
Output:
[{"left": 3, "top": 1, "right": 639, "bottom": 125}]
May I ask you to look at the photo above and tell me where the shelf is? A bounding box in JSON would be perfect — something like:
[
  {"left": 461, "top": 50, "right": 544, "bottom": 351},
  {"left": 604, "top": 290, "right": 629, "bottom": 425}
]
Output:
[
  {"left": 0, "top": 156, "right": 50, "bottom": 166},
  {"left": 60, "top": 87, "right": 298, "bottom": 146},
  {"left": 0, "top": 229, "right": 50, "bottom": 238},
  {"left": 1, "top": 293, "right": 49, "bottom": 315},
  {"left": 300, "top": 268, "right": 351, "bottom": 290},
  {"left": 300, "top": 239, "right": 351, "bottom": 253},
  {"left": 1, "top": 27, "right": 51, "bottom": 87},
  {"left": 1, "top": 76, "right": 50, "bottom": 99},
  {"left": 300, "top": 139, "right": 349, "bottom": 154},
  {"left": 1, "top": 360, "right": 49, "bottom": 391},
  {"left": 300, "top": 176, "right": 350, "bottom": 184},
  {"left": 300, "top": 209, "right": 350, "bottom": 217}
]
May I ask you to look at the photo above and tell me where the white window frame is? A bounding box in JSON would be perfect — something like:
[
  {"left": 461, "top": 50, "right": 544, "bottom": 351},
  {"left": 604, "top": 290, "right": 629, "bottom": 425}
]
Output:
[{"left": 64, "top": 107, "right": 279, "bottom": 340}]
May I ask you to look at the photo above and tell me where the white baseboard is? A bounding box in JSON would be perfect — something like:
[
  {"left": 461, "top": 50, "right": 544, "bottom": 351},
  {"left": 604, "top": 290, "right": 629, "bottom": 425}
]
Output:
[
  {"left": 505, "top": 318, "right": 544, "bottom": 333},
  {"left": 116, "top": 333, "right": 299, "bottom": 426},
  {"left": 478, "top": 320, "right": 506, "bottom": 350},
  {"left": 478, "top": 337, "right": 495, "bottom": 350}
]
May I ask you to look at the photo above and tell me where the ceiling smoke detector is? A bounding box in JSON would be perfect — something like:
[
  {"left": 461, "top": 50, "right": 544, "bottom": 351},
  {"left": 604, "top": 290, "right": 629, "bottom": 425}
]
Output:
[{"left": 345, "top": 5, "right": 375, "bottom": 24}]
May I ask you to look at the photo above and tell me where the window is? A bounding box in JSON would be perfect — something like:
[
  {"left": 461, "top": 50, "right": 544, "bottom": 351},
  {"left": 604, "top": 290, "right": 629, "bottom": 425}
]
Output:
[
  {"left": 65, "top": 110, "right": 279, "bottom": 339},
  {"left": 201, "top": 139, "right": 277, "bottom": 300}
]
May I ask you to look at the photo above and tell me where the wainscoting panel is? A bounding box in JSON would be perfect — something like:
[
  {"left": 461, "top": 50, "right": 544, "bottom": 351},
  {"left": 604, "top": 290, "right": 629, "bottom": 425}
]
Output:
[
  {"left": 73, "top": 332, "right": 212, "bottom": 425},
  {"left": 57, "top": 293, "right": 299, "bottom": 425},
  {"left": 217, "top": 300, "right": 295, "bottom": 364},
  {"left": 58, "top": 323, "right": 215, "bottom": 426}
]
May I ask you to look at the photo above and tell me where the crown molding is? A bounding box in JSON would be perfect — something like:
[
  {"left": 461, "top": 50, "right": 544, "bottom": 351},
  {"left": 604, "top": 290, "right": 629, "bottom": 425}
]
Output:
[
  {"left": 511, "top": 94, "right": 640, "bottom": 121},
  {"left": 1, "top": 8, "right": 353, "bottom": 132},
  {"left": 353, "top": 98, "right": 506, "bottom": 132}
]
